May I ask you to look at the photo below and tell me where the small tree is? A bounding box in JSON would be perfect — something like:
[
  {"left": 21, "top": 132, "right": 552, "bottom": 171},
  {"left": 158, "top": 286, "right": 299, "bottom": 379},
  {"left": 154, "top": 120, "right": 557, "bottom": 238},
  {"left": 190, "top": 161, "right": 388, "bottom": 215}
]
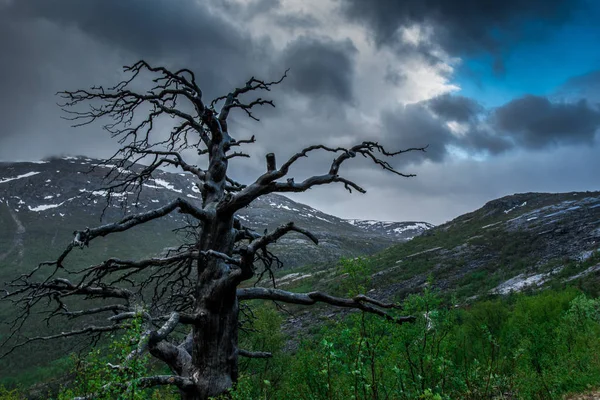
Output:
[{"left": 2, "top": 61, "right": 420, "bottom": 399}]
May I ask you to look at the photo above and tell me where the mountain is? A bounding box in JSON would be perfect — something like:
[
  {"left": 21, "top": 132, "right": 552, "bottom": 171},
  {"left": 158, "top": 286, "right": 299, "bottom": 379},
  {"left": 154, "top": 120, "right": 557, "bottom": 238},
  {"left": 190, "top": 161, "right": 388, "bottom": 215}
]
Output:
[
  {"left": 270, "top": 190, "right": 600, "bottom": 305},
  {"left": 2, "top": 158, "right": 599, "bottom": 391},
  {"left": 0, "top": 156, "right": 433, "bottom": 276},
  {"left": 262, "top": 191, "right": 600, "bottom": 351},
  {"left": 346, "top": 220, "right": 435, "bottom": 241},
  {"left": 0, "top": 156, "right": 433, "bottom": 384}
]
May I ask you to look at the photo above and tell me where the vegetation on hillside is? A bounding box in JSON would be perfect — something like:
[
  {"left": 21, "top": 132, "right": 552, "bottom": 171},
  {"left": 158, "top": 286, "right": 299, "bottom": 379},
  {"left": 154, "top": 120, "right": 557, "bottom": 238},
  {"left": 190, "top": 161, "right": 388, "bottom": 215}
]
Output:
[
  {"left": 3, "top": 284, "right": 598, "bottom": 399},
  {"left": 2, "top": 190, "right": 599, "bottom": 397},
  {"left": 3, "top": 253, "right": 600, "bottom": 399}
]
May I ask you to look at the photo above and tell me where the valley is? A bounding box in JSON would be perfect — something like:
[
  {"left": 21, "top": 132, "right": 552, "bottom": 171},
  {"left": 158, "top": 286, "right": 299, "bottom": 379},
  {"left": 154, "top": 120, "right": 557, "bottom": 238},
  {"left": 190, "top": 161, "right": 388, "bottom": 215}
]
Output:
[{"left": 1, "top": 157, "right": 599, "bottom": 398}]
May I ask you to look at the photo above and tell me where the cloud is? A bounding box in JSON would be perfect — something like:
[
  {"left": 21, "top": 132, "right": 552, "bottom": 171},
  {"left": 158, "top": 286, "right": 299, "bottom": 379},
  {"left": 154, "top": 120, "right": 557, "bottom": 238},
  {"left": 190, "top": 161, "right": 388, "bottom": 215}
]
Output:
[
  {"left": 379, "top": 94, "right": 513, "bottom": 163},
  {"left": 272, "top": 12, "right": 321, "bottom": 32},
  {"left": 0, "top": 0, "right": 276, "bottom": 161},
  {"left": 492, "top": 95, "right": 600, "bottom": 149},
  {"left": 339, "top": 0, "right": 586, "bottom": 71},
  {"left": 426, "top": 94, "right": 484, "bottom": 123},
  {"left": 4, "top": 0, "right": 274, "bottom": 97},
  {"left": 278, "top": 36, "right": 357, "bottom": 103},
  {"left": 380, "top": 92, "right": 600, "bottom": 162},
  {"left": 555, "top": 69, "right": 600, "bottom": 103},
  {"left": 211, "top": 0, "right": 281, "bottom": 21},
  {"left": 0, "top": 0, "right": 598, "bottom": 225},
  {"left": 381, "top": 104, "right": 453, "bottom": 163}
]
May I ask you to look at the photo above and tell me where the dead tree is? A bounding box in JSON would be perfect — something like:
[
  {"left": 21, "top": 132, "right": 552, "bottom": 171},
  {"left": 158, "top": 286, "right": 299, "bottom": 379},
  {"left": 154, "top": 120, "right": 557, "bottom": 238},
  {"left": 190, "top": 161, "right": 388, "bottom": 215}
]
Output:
[{"left": 1, "top": 61, "right": 423, "bottom": 399}]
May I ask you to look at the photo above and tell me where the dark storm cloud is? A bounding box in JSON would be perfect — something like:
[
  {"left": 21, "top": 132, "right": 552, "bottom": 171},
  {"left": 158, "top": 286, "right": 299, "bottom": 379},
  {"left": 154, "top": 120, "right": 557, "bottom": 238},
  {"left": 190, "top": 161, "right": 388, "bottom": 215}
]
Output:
[
  {"left": 0, "top": 17, "right": 43, "bottom": 136},
  {"left": 380, "top": 92, "right": 600, "bottom": 163},
  {"left": 556, "top": 69, "right": 600, "bottom": 103},
  {"left": 426, "top": 94, "right": 484, "bottom": 123},
  {"left": 0, "top": 10, "right": 124, "bottom": 160},
  {"left": 380, "top": 100, "right": 513, "bottom": 164},
  {"left": 381, "top": 103, "right": 454, "bottom": 163},
  {"left": 8, "top": 0, "right": 247, "bottom": 56},
  {"left": 278, "top": 36, "right": 357, "bottom": 103},
  {"left": 492, "top": 95, "right": 600, "bottom": 149},
  {"left": 458, "top": 127, "right": 514, "bottom": 156},
  {"left": 212, "top": 0, "right": 281, "bottom": 20},
  {"left": 0, "top": 0, "right": 276, "bottom": 160},
  {"left": 339, "top": 0, "right": 585, "bottom": 69},
  {"left": 5, "top": 0, "right": 271, "bottom": 94}
]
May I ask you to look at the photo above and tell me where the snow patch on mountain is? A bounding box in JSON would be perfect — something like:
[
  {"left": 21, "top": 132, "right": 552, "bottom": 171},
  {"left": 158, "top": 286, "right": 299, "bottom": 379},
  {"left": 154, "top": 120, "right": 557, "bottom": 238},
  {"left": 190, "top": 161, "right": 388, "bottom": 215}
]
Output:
[
  {"left": 0, "top": 172, "right": 40, "bottom": 184},
  {"left": 504, "top": 201, "right": 527, "bottom": 214},
  {"left": 346, "top": 219, "right": 434, "bottom": 240},
  {"left": 492, "top": 267, "right": 563, "bottom": 294},
  {"left": 144, "top": 178, "right": 183, "bottom": 193},
  {"left": 28, "top": 201, "right": 67, "bottom": 212}
]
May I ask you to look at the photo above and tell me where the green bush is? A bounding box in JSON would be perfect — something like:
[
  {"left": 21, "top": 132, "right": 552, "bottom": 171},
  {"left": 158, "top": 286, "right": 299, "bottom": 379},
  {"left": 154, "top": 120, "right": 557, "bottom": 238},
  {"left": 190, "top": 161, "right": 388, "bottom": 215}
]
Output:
[
  {"left": 226, "top": 284, "right": 600, "bottom": 399},
  {"left": 49, "top": 259, "right": 600, "bottom": 400}
]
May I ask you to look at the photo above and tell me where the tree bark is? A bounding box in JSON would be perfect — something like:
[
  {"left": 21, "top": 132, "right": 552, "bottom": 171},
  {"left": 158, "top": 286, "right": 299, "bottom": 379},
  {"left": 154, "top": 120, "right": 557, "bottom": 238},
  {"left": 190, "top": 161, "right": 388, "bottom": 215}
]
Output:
[
  {"left": 188, "top": 218, "right": 239, "bottom": 399},
  {"left": 188, "top": 292, "right": 238, "bottom": 399}
]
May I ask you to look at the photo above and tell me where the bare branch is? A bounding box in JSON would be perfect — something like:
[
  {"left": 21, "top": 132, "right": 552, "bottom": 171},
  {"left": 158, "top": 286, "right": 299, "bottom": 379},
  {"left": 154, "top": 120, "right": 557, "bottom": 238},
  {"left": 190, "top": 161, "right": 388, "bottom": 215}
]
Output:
[
  {"left": 43, "top": 198, "right": 209, "bottom": 268},
  {"left": 237, "top": 288, "right": 416, "bottom": 324},
  {"left": 247, "top": 222, "right": 318, "bottom": 252},
  {"left": 230, "top": 222, "right": 318, "bottom": 283},
  {"left": 1, "top": 324, "right": 129, "bottom": 359},
  {"left": 201, "top": 250, "right": 241, "bottom": 266},
  {"left": 127, "top": 312, "right": 180, "bottom": 362},
  {"left": 223, "top": 141, "right": 426, "bottom": 213},
  {"left": 211, "top": 69, "right": 289, "bottom": 122},
  {"left": 239, "top": 349, "right": 272, "bottom": 359}
]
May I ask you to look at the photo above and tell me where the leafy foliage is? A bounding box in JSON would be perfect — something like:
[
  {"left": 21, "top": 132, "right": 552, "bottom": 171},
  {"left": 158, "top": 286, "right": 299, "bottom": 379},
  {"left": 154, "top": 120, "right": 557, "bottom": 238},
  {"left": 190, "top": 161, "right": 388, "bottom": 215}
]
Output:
[
  {"left": 6, "top": 285, "right": 600, "bottom": 399},
  {"left": 57, "top": 316, "right": 176, "bottom": 400},
  {"left": 224, "top": 286, "right": 600, "bottom": 399}
]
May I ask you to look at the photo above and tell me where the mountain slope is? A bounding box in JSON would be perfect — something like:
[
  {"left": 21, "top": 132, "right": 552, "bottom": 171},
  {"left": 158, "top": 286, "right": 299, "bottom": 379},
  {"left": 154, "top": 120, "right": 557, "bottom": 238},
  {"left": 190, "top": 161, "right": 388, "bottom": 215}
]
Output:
[
  {"left": 0, "top": 156, "right": 433, "bottom": 383},
  {"left": 270, "top": 191, "right": 600, "bottom": 304},
  {"left": 0, "top": 156, "right": 432, "bottom": 279},
  {"left": 346, "top": 220, "right": 435, "bottom": 241}
]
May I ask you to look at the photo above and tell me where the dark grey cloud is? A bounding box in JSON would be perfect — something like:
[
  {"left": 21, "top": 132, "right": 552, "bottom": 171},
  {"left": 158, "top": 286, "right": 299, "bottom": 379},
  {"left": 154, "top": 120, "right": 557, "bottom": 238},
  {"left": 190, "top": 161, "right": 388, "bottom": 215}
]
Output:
[
  {"left": 383, "top": 67, "right": 407, "bottom": 87},
  {"left": 458, "top": 127, "right": 514, "bottom": 156},
  {"left": 381, "top": 93, "right": 600, "bottom": 163},
  {"left": 381, "top": 103, "right": 453, "bottom": 163},
  {"left": 273, "top": 12, "right": 321, "bottom": 33},
  {"left": 278, "top": 36, "right": 357, "bottom": 103},
  {"left": 492, "top": 95, "right": 600, "bottom": 149},
  {"left": 380, "top": 99, "right": 512, "bottom": 164},
  {"left": 426, "top": 94, "right": 484, "bottom": 123},
  {"left": 211, "top": 0, "right": 281, "bottom": 21},
  {"left": 5, "top": 0, "right": 272, "bottom": 96},
  {"left": 555, "top": 69, "right": 600, "bottom": 103},
  {"left": 0, "top": 0, "right": 276, "bottom": 161},
  {"left": 340, "top": 0, "right": 587, "bottom": 72}
]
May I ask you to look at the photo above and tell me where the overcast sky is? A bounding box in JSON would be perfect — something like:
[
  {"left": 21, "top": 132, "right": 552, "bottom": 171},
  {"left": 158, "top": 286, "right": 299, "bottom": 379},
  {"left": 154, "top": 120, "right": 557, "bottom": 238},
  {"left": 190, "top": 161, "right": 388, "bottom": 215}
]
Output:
[{"left": 1, "top": 0, "right": 599, "bottom": 224}]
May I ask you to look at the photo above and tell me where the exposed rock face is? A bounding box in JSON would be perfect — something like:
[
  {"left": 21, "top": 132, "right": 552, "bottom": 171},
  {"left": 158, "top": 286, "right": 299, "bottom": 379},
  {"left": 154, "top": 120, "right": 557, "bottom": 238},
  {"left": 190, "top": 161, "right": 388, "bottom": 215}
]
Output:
[
  {"left": 275, "top": 192, "right": 600, "bottom": 344},
  {"left": 370, "top": 191, "right": 600, "bottom": 300},
  {"left": 345, "top": 220, "right": 434, "bottom": 240}
]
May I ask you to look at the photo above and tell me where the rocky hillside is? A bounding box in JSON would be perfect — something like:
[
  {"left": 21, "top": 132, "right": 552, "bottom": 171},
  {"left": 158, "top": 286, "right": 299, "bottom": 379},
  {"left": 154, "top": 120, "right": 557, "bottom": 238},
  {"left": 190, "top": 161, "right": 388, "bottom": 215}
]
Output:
[
  {"left": 346, "top": 220, "right": 435, "bottom": 241},
  {"left": 270, "top": 191, "right": 600, "bottom": 305},
  {"left": 0, "top": 156, "right": 432, "bottom": 278},
  {"left": 0, "top": 156, "right": 434, "bottom": 384}
]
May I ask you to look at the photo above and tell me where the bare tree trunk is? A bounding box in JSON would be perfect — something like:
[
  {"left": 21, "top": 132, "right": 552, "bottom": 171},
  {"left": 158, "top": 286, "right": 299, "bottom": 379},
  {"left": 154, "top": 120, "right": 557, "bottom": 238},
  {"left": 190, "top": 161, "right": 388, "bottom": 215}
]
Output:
[
  {"left": 188, "top": 218, "right": 239, "bottom": 399},
  {"left": 189, "top": 292, "right": 238, "bottom": 399}
]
